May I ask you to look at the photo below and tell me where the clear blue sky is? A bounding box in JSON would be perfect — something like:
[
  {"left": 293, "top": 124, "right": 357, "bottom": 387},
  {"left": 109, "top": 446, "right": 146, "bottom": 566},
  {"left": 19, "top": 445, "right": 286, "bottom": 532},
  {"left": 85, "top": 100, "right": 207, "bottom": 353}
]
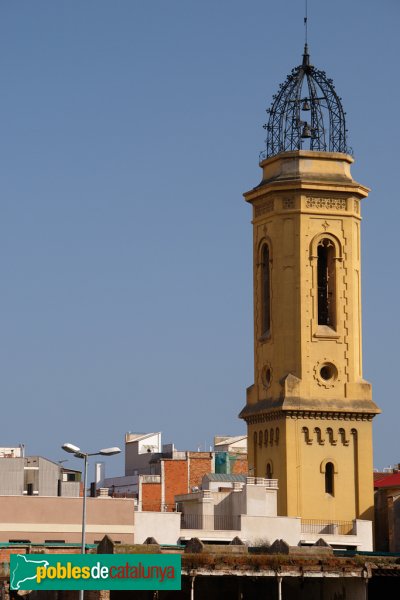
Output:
[{"left": 0, "top": 1, "right": 398, "bottom": 476}]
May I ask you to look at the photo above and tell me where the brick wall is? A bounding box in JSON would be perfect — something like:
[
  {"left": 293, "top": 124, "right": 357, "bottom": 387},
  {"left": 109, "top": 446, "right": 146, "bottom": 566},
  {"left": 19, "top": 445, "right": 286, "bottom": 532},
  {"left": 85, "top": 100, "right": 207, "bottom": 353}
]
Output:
[
  {"left": 0, "top": 545, "right": 84, "bottom": 562},
  {"left": 230, "top": 456, "right": 248, "bottom": 475},
  {"left": 0, "top": 547, "right": 24, "bottom": 562},
  {"left": 188, "top": 455, "right": 213, "bottom": 489},
  {"left": 141, "top": 482, "right": 161, "bottom": 512},
  {"left": 139, "top": 452, "right": 240, "bottom": 512},
  {"left": 163, "top": 460, "right": 188, "bottom": 510}
]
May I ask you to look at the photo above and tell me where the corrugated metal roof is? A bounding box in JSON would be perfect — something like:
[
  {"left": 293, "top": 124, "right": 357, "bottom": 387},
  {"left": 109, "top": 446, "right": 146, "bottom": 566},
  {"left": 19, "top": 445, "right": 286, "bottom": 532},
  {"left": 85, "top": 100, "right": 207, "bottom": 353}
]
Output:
[
  {"left": 125, "top": 432, "right": 159, "bottom": 442},
  {"left": 374, "top": 472, "right": 400, "bottom": 488},
  {"left": 204, "top": 474, "right": 247, "bottom": 482},
  {"left": 214, "top": 435, "right": 247, "bottom": 446}
]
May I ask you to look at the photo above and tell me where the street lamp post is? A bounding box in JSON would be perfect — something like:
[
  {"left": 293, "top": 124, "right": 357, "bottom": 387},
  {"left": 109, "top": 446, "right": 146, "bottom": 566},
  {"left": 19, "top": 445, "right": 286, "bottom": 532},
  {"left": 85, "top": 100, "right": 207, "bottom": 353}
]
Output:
[{"left": 62, "top": 442, "right": 121, "bottom": 600}]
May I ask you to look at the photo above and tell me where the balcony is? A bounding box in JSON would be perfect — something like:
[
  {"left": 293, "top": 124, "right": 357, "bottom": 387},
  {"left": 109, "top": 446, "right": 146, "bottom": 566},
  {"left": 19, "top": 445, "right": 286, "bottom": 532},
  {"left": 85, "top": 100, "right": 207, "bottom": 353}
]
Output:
[
  {"left": 181, "top": 514, "right": 241, "bottom": 531},
  {"left": 301, "top": 519, "right": 354, "bottom": 536},
  {"left": 245, "top": 477, "right": 278, "bottom": 489}
]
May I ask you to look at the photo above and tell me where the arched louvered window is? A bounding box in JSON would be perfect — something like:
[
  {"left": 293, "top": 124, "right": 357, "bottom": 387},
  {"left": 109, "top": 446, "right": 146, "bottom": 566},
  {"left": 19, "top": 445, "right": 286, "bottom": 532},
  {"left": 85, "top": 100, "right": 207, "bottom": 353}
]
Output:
[
  {"left": 258, "top": 431, "right": 263, "bottom": 448},
  {"left": 264, "top": 430, "right": 269, "bottom": 447},
  {"left": 261, "top": 245, "right": 271, "bottom": 334},
  {"left": 317, "top": 239, "right": 336, "bottom": 327}
]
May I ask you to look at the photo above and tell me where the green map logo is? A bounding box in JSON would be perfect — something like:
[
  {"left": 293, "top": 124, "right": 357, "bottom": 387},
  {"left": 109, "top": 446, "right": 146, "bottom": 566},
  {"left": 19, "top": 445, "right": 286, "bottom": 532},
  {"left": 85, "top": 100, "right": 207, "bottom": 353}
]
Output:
[
  {"left": 10, "top": 554, "right": 181, "bottom": 591},
  {"left": 11, "top": 555, "right": 50, "bottom": 590}
]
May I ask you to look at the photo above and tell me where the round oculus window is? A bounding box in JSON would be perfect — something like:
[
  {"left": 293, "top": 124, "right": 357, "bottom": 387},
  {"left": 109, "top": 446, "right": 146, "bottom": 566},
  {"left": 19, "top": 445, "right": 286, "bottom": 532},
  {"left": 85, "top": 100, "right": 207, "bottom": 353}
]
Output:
[
  {"left": 319, "top": 363, "right": 338, "bottom": 382},
  {"left": 314, "top": 361, "right": 339, "bottom": 388}
]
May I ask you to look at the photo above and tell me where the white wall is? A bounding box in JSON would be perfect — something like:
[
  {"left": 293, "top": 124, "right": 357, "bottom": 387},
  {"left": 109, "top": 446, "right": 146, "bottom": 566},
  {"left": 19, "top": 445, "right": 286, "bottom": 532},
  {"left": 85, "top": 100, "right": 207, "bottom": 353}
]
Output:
[
  {"left": 241, "top": 515, "right": 302, "bottom": 545},
  {"left": 133, "top": 511, "right": 181, "bottom": 545},
  {"left": 125, "top": 433, "right": 161, "bottom": 476},
  {"left": 175, "top": 483, "right": 372, "bottom": 550}
]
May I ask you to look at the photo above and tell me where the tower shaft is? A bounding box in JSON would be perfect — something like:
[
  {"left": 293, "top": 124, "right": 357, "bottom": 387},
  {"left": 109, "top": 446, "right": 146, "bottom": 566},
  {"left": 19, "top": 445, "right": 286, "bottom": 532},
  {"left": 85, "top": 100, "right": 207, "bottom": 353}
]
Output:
[{"left": 240, "top": 150, "right": 380, "bottom": 522}]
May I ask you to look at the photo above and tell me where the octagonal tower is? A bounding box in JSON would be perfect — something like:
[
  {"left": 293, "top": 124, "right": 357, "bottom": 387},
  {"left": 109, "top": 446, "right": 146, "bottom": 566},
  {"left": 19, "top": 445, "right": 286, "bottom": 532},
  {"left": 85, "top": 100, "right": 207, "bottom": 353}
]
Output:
[{"left": 239, "top": 47, "right": 380, "bottom": 524}]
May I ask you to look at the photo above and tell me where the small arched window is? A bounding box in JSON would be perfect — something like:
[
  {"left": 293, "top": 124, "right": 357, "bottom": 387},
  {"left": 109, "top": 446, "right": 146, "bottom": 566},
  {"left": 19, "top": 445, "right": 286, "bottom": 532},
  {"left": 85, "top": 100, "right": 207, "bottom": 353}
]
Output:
[
  {"left": 326, "top": 427, "right": 337, "bottom": 446},
  {"left": 258, "top": 431, "right": 263, "bottom": 448},
  {"left": 270, "top": 428, "right": 274, "bottom": 446},
  {"left": 325, "top": 462, "right": 334, "bottom": 495},
  {"left": 314, "top": 427, "right": 325, "bottom": 445},
  {"left": 261, "top": 245, "right": 271, "bottom": 334},
  {"left": 266, "top": 462, "right": 273, "bottom": 479},
  {"left": 275, "top": 428, "right": 279, "bottom": 446},
  {"left": 338, "top": 428, "right": 349, "bottom": 446},
  {"left": 302, "top": 426, "right": 312, "bottom": 445},
  {"left": 264, "top": 430, "right": 269, "bottom": 447},
  {"left": 317, "top": 239, "right": 336, "bottom": 327}
]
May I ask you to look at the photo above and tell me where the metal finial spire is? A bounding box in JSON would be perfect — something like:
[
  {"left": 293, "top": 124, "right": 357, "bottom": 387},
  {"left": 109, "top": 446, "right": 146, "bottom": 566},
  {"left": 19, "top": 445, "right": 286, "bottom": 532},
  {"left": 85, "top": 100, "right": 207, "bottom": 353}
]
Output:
[
  {"left": 302, "top": 43, "right": 310, "bottom": 67},
  {"left": 304, "top": 0, "right": 308, "bottom": 45},
  {"left": 302, "top": 0, "right": 310, "bottom": 66}
]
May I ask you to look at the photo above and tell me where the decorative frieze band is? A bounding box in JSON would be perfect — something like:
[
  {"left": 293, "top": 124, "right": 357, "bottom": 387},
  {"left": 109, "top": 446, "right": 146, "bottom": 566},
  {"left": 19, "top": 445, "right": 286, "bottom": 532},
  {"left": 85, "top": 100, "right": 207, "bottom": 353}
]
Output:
[
  {"left": 244, "top": 410, "right": 373, "bottom": 424},
  {"left": 306, "top": 197, "right": 347, "bottom": 211},
  {"left": 301, "top": 425, "right": 357, "bottom": 446},
  {"left": 245, "top": 411, "right": 284, "bottom": 425},
  {"left": 285, "top": 410, "right": 373, "bottom": 421},
  {"left": 283, "top": 198, "right": 295, "bottom": 209},
  {"left": 253, "top": 195, "right": 352, "bottom": 216},
  {"left": 254, "top": 198, "right": 274, "bottom": 217}
]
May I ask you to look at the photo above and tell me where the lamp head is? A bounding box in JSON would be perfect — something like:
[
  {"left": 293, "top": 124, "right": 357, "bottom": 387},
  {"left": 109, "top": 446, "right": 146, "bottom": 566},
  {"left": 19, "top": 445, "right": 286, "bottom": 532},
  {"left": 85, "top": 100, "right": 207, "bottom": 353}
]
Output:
[
  {"left": 62, "top": 443, "right": 81, "bottom": 454},
  {"left": 99, "top": 447, "right": 121, "bottom": 456}
]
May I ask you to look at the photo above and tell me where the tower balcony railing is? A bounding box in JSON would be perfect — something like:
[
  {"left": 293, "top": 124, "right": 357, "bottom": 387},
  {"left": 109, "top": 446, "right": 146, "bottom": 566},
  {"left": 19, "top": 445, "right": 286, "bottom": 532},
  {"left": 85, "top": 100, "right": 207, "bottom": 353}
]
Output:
[
  {"left": 180, "top": 514, "right": 241, "bottom": 531},
  {"left": 301, "top": 519, "right": 354, "bottom": 536},
  {"left": 246, "top": 477, "right": 278, "bottom": 489}
]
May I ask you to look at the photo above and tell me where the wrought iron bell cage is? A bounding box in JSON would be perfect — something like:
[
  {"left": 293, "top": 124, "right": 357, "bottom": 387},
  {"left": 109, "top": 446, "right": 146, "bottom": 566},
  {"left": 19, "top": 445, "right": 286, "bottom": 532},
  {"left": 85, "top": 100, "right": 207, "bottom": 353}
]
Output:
[{"left": 260, "top": 45, "right": 350, "bottom": 161}]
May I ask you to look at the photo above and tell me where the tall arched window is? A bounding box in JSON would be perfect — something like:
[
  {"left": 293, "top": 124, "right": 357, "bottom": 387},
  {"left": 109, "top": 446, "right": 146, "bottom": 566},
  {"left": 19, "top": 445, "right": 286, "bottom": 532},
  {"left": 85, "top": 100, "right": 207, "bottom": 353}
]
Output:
[
  {"left": 264, "top": 430, "right": 269, "bottom": 447},
  {"left": 325, "top": 462, "right": 334, "bottom": 495},
  {"left": 317, "top": 239, "right": 336, "bottom": 327},
  {"left": 258, "top": 431, "right": 263, "bottom": 448},
  {"left": 261, "top": 245, "right": 271, "bottom": 334}
]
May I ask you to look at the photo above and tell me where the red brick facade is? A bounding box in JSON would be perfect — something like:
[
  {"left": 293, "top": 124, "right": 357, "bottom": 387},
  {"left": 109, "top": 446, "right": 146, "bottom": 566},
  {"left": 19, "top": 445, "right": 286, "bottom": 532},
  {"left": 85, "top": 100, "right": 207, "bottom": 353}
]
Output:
[
  {"left": 139, "top": 451, "right": 245, "bottom": 512},
  {"left": 0, "top": 545, "right": 82, "bottom": 562},
  {"left": 0, "top": 547, "right": 25, "bottom": 562},
  {"left": 141, "top": 482, "right": 161, "bottom": 511},
  {"left": 188, "top": 454, "right": 213, "bottom": 489},
  {"left": 164, "top": 460, "right": 188, "bottom": 510},
  {"left": 230, "top": 456, "right": 248, "bottom": 475}
]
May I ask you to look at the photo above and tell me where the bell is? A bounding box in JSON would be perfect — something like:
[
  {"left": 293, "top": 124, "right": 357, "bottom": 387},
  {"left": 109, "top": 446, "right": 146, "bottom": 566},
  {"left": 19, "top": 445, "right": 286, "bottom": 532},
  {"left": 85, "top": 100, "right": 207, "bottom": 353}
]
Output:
[
  {"left": 302, "top": 99, "right": 311, "bottom": 111},
  {"left": 301, "top": 123, "right": 312, "bottom": 138}
]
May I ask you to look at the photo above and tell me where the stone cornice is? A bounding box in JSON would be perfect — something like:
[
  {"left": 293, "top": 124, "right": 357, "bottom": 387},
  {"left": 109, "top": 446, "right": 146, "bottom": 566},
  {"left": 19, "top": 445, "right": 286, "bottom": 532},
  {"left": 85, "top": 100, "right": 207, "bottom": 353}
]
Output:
[{"left": 241, "top": 410, "right": 375, "bottom": 425}]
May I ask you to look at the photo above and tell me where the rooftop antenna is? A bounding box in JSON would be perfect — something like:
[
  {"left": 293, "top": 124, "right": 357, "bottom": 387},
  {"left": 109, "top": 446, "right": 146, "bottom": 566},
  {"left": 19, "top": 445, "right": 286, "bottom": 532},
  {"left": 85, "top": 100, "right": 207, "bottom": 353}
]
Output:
[
  {"left": 303, "top": 0, "right": 310, "bottom": 67},
  {"left": 304, "top": 0, "right": 308, "bottom": 47}
]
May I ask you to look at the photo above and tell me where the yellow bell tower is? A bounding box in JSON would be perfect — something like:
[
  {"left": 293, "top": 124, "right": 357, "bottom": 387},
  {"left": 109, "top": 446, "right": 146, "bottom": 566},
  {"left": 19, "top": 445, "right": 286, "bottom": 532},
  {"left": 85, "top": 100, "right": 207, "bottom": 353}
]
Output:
[{"left": 240, "top": 46, "right": 380, "bottom": 524}]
